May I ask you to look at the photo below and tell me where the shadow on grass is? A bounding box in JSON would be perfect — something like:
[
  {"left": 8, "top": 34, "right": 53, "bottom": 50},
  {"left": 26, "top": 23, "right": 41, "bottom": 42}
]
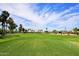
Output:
[
  {"left": 0, "top": 35, "right": 6, "bottom": 39},
  {"left": 0, "top": 34, "right": 20, "bottom": 39}
]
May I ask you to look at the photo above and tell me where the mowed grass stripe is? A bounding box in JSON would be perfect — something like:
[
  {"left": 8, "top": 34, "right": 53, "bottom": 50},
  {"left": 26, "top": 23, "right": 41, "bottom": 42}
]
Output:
[{"left": 0, "top": 33, "right": 79, "bottom": 56}]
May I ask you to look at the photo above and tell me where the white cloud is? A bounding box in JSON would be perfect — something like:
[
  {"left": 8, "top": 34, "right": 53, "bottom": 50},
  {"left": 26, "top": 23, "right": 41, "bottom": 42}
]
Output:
[{"left": 0, "top": 3, "right": 79, "bottom": 30}]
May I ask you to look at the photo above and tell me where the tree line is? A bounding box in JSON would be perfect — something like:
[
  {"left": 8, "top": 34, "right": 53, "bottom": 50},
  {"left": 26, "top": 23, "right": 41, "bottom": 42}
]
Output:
[
  {"left": 0, "top": 10, "right": 79, "bottom": 37},
  {"left": 0, "top": 10, "right": 27, "bottom": 37}
]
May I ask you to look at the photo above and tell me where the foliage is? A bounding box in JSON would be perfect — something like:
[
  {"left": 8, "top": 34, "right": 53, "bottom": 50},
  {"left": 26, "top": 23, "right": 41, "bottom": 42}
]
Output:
[
  {"left": 0, "top": 10, "right": 10, "bottom": 36},
  {"left": 7, "top": 17, "right": 17, "bottom": 33},
  {"left": 18, "top": 24, "right": 25, "bottom": 33},
  {"left": 52, "top": 30, "right": 58, "bottom": 34},
  {"left": 73, "top": 27, "right": 79, "bottom": 35}
]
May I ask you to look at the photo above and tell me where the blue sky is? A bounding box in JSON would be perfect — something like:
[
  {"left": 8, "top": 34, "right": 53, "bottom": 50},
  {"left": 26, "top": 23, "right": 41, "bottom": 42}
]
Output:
[{"left": 0, "top": 3, "right": 79, "bottom": 31}]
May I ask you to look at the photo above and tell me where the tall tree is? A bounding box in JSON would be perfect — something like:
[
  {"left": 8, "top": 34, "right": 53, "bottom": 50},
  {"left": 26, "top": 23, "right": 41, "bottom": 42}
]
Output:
[
  {"left": 0, "top": 10, "right": 10, "bottom": 36},
  {"left": 45, "top": 28, "right": 48, "bottom": 33},
  {"left": 7, "top": 17, "right": 17, "bottom": 33},
  {"left": 19, "top": 24, "right": 23, "bottom": 32}
]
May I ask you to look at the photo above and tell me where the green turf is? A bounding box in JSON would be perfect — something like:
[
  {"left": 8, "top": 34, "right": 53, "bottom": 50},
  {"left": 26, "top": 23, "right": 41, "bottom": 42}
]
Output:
[{"left": 0, "top": 33, "right": 79, "bottom": 56}]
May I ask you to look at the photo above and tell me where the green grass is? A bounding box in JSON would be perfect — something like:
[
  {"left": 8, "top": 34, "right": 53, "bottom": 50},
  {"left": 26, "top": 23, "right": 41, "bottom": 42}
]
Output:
[{"left": 0, "top": 33, "right": 79, "bottom": 56}]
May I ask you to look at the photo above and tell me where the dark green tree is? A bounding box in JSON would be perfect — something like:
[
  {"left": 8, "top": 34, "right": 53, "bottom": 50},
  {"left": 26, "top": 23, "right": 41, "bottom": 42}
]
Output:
[
  {"left": 73, "top": 27, "right": 79, "bottom": 35},
  {"left": 0, "top": 10, "right": 10, "bottom": 36},
  {"left": 7, "top": 17, "right": 17, "bottom": 33},
  {"left": 19, "top": 24, "right": 23, "bottom": 32},
  {"left": 45, "top": 28, "right": 48, "bottom": 33},
  {"left": 52, "top": 30, "right": 57, "bottom": 34}
]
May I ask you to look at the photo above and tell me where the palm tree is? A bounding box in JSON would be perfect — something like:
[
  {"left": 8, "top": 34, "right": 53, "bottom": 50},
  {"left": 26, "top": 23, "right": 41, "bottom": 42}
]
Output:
[
  {"left": 7, "top": 17, "right": 17, "bottom": 33},
  {"left": 45, "top": 28, "right": 48, "bottom": 33},
  {"left": 8, "top": 23, "right": 17, "bottom": 33},
  {"left": 23, "top": 28, "right": 25, "bottom": 33},
  {"left": 0, "top": 10, "right": 10, "bottom": 36},
  {"left": 19, "top": 24, "right": 23, "bottom": 32}
]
